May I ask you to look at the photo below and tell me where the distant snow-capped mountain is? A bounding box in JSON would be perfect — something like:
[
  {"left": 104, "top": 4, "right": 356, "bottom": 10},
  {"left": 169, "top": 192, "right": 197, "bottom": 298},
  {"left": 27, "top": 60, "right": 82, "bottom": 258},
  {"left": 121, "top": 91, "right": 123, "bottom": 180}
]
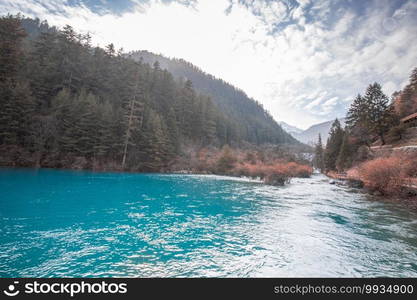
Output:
[
  {"left": 291, "top": 118, "right": 346, "bottom": 146},
  {"left": 279, "top": 121, "right": 303, "bottom": 136}
]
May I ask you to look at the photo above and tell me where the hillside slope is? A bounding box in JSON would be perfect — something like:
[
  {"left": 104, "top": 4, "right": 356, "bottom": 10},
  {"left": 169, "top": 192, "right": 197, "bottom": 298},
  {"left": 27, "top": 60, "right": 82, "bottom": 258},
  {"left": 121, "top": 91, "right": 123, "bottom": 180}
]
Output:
[
  {"left": 0, "top": 15, "right": 302, "bottom": 173},
  {"left": 19, "top": 17, "right": 298, "bottom": 147},
  {"left": 129, "top": 50, "right": 298, "bottom": 145}
]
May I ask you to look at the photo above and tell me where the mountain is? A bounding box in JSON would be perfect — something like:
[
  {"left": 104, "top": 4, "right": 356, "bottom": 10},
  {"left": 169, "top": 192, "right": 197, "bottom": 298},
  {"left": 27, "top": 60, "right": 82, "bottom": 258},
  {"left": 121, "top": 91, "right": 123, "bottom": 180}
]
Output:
[
  {"left": 0, "top": 15, "right": 301, "bottom": 173},
  {"left": 129, "top": 50, "right": 298, "bottom": 145},
  {"left": 293, "top": 118, "right": 346, "bottom": 145},
  {"left": 278, "top": 121, "right": 303, "bottom": 136}
]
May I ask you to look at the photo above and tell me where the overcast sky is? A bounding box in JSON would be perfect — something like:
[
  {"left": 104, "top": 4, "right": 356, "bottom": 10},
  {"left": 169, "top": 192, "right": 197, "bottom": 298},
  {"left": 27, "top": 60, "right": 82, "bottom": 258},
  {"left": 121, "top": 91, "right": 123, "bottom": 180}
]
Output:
[{"left": 1, "top": 0, "right": 417, "bottom": 129}]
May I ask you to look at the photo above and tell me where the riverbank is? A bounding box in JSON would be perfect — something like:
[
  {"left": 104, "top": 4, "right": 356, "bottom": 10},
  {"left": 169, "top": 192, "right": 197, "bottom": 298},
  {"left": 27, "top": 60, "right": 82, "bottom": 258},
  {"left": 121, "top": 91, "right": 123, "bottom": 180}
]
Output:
[
  {"left": 326, "top": 171, "right": 417, "bottom": 211},
  {"left": 0, "top": 144, "right": 313, "bottom": 186},
  {"left": 322, "top": 141, "right": 417, "bottom": 210},
  {"left": 0, "top": 162, "right": 311, "bottom": 187}
]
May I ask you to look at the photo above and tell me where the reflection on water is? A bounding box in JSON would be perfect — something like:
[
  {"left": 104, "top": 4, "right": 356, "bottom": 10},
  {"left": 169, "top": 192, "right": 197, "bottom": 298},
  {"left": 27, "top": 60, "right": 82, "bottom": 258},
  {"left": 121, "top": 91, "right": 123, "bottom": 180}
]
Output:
[{"left": 0, "top": 168, "right": 417, "bottom": 277}]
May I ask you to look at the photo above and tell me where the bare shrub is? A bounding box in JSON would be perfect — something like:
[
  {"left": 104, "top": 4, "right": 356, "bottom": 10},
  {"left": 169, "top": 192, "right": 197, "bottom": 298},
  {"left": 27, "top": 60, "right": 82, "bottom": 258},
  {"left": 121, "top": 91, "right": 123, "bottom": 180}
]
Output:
[{"left": 358, "top": 156, "right": 405, "bottom": 195}]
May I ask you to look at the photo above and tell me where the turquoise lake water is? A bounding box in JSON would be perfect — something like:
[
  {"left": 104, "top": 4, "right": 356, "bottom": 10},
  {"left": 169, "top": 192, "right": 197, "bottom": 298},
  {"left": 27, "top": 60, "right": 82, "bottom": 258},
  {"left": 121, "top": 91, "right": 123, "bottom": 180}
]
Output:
[{"left": 1, "top": 168, "right": 417, "bottom": 277}]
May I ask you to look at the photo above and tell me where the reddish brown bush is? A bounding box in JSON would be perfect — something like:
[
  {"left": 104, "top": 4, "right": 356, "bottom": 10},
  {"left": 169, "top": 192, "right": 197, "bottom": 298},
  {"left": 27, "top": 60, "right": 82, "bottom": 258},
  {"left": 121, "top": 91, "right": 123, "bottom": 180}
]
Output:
[
  {"left": 275, "top": 161, "right": 313, "bottom": 178},
  {"left": 357, "top": 156, "right": 406, "bottom": 195},
  {"left": 232, "top": 161, "right": 312, "bottom": 185},
  {"left": 171, "top": 146, "right": 313, "bottom": 185},
  {"left": 400, "top": 153, "right": 417, "bottom": 178}
]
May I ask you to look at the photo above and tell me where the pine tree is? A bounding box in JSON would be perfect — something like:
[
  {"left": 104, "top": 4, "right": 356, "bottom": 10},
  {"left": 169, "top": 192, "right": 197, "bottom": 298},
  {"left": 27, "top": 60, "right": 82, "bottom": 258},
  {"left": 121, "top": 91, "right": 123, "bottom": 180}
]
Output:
[
  {"left": 59, "top": 25, "right": 82, "bottom": 91},
  {"left": 394, "top": 68, "right": 417, "bottom": 118},
  {"left": 397, "top": 85, "right": 414, "bottom": 117},
  {"left": 0, "top": 81, "right": 35, "bottom": 145},
  {"left": 177, "top": 80, "right": 195, "bottom": 138},
  {"left": 136, "top": 109, "right": 170, "bottom": 171},
  {"left": 29, "top": 31, "right": 61, "bottom": 109},
  {"left": 105, "top": 43, "right": 115, "bottom": 57},
  {"left": 313, "top": 134, "right": 324, "bottom": 172},
  {"left": 346, "top": 94, "right": 368, "bottom": 128},
  {"left": 202, "top": 97, "right": 217, "bottom": 145},
  {"left": 93, "top": 101, "right": 114, "bottom": 158},
  {"left": 30, "top": 114, "right": 57, "bottom": 166},
  {"left": 410, "top": 67, "right": 417, "bottom": 89},
  {"left": 363, "top": 83, "right": 395, "bottom": 145},
  {"left": 0, "top": 14, "right": 31, "bottom": 145},
  {"left": 336, "top": 131, "right": 353, "bottom": 171},
  {"left": 75, "top": 90, "right": 100, "bottom": 157},
  {"left": 165, "top": 107, "right": 179, "bottom": 156},
  {"left": 347, "top": 84, "right": 397, "bottom": 146},
  {"left": 52, "top": 88, "right": 77, "bottom": 153},
  {"left": 121, "top": 66, "right": 145, "bottom": 169},
  {"left": 324, "top": 119, "right": 344, "bottom": 171},
  {"left": 0, "top": 14, "right": 26, "bottom": 82}
]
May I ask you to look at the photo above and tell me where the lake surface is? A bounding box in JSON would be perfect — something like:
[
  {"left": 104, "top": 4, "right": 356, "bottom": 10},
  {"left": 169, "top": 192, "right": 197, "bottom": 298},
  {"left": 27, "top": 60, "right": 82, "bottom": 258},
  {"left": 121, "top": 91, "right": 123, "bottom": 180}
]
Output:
[{"left": 1, "top": 168, "right": 417, "bottom": 277}]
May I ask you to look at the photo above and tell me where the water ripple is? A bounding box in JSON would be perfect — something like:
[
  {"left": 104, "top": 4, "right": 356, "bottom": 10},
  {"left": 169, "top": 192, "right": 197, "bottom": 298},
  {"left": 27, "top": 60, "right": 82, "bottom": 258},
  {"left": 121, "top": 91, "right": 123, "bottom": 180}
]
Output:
[{"left": 0, "top": 169, "right": 417, "bottom": 277}]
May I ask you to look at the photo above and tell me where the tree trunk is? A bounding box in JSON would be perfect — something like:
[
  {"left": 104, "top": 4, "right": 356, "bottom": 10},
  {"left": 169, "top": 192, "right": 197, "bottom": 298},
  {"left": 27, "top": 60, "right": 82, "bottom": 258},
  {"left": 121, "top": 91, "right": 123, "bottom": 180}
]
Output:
[
  {"left": 121, "top": 97, "right": 135, "bottom": 169},
  {"left": 35, "top": 151, "right": 42, "bottom": 168},
  {"left": 380, "top": 133, "right": 385, "bottom": 145},
  {"left": 121, "top": 71, "right": 140, "bottom": 169}
]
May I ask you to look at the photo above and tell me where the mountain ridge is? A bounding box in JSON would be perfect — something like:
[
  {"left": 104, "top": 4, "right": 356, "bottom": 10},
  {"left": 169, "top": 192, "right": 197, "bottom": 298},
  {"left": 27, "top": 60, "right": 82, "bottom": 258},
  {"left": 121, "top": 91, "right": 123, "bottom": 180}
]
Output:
[
  {"left": 278, "top": 121, "right": 303, "bottom": 136},
  {"left": 293, "top": 118, "right": 346, "bottom": 145},
  {"left": 129, "top": 50, "right": 299, "bottom": 145}
]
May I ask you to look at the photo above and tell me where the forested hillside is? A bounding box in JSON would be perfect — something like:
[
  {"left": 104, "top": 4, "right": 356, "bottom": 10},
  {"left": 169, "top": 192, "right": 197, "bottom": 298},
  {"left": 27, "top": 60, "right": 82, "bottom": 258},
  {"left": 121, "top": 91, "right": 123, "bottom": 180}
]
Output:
[
  {"left": 129, "top": 51, "right": 296, "bottom": 145},
  {"left": 0, "top": 15, "right": 298, "bottom": 172}
]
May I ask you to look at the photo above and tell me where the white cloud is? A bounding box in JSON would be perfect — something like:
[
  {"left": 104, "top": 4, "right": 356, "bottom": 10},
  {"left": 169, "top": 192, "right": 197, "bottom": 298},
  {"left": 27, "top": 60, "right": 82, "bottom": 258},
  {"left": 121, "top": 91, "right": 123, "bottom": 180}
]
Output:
[{"left": 1, "top": 0, "right": 416, "bottom": 129}]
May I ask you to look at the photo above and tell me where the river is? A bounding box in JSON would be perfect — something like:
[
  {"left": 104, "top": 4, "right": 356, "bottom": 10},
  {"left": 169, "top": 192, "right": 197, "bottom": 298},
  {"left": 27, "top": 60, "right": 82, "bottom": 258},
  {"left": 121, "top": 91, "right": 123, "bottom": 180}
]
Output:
[{"left": 0, "top": 168, "right": 416, "bottom": 277}]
